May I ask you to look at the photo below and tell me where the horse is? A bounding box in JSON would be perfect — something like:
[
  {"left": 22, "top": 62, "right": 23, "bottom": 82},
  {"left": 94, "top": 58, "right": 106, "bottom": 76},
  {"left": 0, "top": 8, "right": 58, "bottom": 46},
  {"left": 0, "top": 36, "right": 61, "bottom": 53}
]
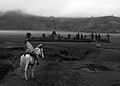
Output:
[{"left": 20, "top": 44, "right": 44, "bottom": 80}]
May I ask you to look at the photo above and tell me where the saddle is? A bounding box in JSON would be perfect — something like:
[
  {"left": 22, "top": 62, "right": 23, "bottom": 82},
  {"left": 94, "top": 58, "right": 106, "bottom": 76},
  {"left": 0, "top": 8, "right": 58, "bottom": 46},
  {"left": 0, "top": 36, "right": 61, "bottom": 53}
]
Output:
[{"left": 29, "top": 52, "right": 39, "bottom": 65}]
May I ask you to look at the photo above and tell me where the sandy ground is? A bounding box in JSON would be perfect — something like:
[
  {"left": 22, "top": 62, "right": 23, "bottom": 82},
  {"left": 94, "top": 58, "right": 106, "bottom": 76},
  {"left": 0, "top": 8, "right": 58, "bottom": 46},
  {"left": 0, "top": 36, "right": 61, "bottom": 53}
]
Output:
[
  {"left": 1, "top": 35, "right": 120, "bottom": 86},
  {"left": 1, "top": 60, "right": 120, "bottom": 86}
]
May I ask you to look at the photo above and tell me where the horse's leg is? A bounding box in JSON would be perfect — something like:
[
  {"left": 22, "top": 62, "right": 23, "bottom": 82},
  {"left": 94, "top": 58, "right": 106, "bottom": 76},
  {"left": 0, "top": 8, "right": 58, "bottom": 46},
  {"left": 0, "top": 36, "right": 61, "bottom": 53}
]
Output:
[
  {"left": 24, "top": 63, "right": 28, "bottom": 80},
  {"left": 20, "top": 55, "right": 24, "bottom": 78},
  {"left": 20, "top": 68, "right": 24, "bottom": 79},
  {"left": 41, "top": 49, "right": 44, "bottom": 58},
  {"left": 42, "top": 53, "right": 44, "bottom": 58},
  {"left": 31, "top": 66, "right": 35, "bottom": 78},
  {"left": 31, "top": 61, "right": 36, "bottom": 78}
]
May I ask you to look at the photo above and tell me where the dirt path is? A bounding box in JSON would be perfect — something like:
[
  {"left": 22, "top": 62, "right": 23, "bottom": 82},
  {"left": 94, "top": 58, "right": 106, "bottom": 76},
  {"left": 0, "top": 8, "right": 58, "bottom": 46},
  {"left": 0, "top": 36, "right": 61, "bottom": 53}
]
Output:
[
  {"left": 1, "top": 61, "right": 120, "bottom": 86},
  {"left": 0, "top": 68, "right": 29, "bottom": 86},
  {"left": 0, "top": 60, "right": 45, "bottom": 86}
]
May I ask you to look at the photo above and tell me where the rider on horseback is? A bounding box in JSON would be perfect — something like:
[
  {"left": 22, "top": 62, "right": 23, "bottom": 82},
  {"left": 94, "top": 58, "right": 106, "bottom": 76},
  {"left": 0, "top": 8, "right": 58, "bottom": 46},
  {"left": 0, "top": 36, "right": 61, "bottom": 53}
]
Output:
[{"left": 24, "top": 39, "right": 40, "bottom": 65}]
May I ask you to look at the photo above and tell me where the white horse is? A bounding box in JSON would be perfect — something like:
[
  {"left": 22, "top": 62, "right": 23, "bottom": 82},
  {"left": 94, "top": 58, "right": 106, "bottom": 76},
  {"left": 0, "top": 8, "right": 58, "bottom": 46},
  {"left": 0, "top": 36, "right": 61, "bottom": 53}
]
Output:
[{"left": 20, "top": 44, "right": 44, "bottom": 80}]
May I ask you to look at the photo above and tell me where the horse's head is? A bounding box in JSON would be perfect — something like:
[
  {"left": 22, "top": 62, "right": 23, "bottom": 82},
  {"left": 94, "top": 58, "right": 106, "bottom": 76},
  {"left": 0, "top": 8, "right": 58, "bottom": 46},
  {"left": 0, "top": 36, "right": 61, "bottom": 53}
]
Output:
[
  {"left": 39, "top": 48, "right": 44, "bottom": 58},
  {"left": 35, "top": 44, "right": 44, "bottom": 58}
]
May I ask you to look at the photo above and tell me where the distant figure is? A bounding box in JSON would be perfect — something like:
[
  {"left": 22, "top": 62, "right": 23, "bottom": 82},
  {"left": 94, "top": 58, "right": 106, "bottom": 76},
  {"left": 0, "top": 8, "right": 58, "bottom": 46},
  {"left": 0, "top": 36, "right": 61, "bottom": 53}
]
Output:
[
  {"left": 67, "top": 34, "right": 71, "bottom": 39},
  {"left": 91, "top": 32, "right": 94, "bottom": 40},
  {"left": 95, "top": 33, "right": 98, "bottom": 41},
  {"left": 76, "top": 32, "right": 80, "bottom": 39},
  {"left": 51, "top": 31, "right": 57, "bottom": 39},
  {"left": 106, "top": 34, "right": 111, "bottom": 42},
  {"left": 84, "top": 35, "right": 87, "bottom": 39},
  {"left": 81, "top": 33, "right": 83, "bottom": 39},
  {"left": 42, "top": 33, "right": 46, "bottom": 39},
  {"left": 97, "top": 34, "right": 101, "bottom": 40}
]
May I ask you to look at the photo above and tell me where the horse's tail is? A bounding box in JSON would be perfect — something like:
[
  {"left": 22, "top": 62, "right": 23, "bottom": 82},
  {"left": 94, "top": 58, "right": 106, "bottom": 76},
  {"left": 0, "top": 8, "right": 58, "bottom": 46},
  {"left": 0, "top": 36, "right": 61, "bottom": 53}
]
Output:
[{"left": 20, "top": 55, "right": 25, "bottom": 71}]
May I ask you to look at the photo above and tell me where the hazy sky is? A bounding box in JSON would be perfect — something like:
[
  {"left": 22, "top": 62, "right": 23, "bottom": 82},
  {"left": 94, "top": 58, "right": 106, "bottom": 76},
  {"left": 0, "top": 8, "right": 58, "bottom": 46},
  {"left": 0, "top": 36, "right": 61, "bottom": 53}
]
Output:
[{"left": 0, "top": 0, "right": 120, "bottom": 17}]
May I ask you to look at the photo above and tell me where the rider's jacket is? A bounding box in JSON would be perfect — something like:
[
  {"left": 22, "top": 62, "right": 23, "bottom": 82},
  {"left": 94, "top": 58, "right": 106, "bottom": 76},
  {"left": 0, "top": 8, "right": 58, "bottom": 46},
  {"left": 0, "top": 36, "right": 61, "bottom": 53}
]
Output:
[{"left": 25, "top": 41, "right": 34, "bottom": 53}]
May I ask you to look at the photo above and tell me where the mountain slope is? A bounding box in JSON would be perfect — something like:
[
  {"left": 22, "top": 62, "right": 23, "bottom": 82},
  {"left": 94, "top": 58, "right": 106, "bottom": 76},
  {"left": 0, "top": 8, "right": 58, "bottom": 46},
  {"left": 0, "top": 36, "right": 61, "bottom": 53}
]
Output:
[{"left": 0, "top": 11, "right": 120, "bottom": 33}]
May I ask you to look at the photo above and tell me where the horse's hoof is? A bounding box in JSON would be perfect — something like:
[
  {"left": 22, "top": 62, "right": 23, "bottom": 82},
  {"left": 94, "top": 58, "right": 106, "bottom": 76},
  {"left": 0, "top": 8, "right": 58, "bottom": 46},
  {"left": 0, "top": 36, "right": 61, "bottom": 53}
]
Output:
[
  {"left": 31, "top": 76, "right": 35, "bottom": 79},
  {"left": 21, "top": 77, "right": 28, "bottom": 81},
  {"left": 25, "top": 78, "right": 28, "bottom": 81},
  {"left": 25, "top": 79, "right": 28, "bottom": 81}
]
